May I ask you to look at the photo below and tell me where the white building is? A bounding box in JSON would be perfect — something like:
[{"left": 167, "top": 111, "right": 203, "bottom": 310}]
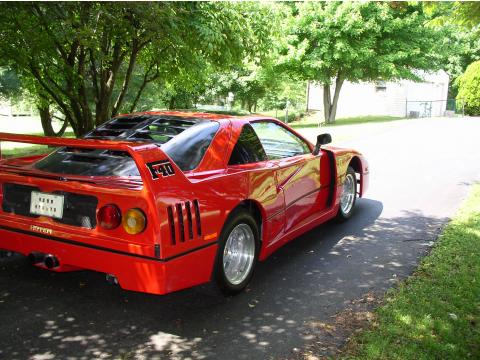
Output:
[{"left": 307, "top": 70, "right": 450, "bottom": 118}]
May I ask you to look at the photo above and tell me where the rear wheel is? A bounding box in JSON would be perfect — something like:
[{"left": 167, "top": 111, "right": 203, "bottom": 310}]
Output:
[
  {"left": 336, "top": 166, "right": 357, "bottom": 221},
  {"left": 214, "top": 209, "right": 259, "bottom": 295}
]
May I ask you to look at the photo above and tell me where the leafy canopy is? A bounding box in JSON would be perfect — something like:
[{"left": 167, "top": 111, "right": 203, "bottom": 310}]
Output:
[
  {"left": 283, "top": 2, "right": 447, "bottom": 84},
  {"left": 0, "top": 2, "right": 275, "bottom": 136},
  {"left": 457, "top": 60, "right": 480, "bottom": 115}
]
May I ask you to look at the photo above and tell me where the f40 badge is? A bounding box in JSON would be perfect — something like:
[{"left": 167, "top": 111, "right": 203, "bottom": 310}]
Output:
[{"left": 147, "top": 160, "right": 175, "bottom": 179}]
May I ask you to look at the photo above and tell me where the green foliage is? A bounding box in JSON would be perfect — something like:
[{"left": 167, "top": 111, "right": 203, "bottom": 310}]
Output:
[
  {"left": 0, "top": 2, "right": 276, "bottom": 136},
  {"left": 285, "top": 2, "right": 446, "bottom": 83},
  {"left": 343, "top": 183, "right": 480, "bottom": 360},
  {"left": 426, "top": 1, "right": 480, "bottom": 29},
  {"left": 441, "top": 26, "right": 480, "bottom": 98},
  {"left": 0, "top": 67, "right": 22, "bottom": 101},
  {"left": 281, "top": 2, "right": 448, "bottom": 122},
  {"left": 456, "top": 61, "right": 480, "bottom": 115}
]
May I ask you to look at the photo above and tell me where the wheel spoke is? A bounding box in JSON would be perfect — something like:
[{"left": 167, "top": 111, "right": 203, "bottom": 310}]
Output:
[
  {"left": 340, "top": 173, "right": 356, "bottom": 214},
  {"left": 223, "top": 223, "right": 255, "bottom": 285}
]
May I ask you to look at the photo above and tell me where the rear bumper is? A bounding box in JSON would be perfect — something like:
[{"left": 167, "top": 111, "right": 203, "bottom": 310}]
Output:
[{"left": 0, "top": 225, "right": 217, "bottom": 295}]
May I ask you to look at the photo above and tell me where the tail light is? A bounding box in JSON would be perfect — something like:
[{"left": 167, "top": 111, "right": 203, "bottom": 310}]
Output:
[
  {"left": 97, "top": 204, "right": 121, "bottom": 230},
  {"left": 122, "top": 208, "right": 146, "bottom": 235}
]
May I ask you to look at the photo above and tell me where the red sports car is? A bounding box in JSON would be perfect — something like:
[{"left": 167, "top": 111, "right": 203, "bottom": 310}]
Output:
[{"left": 0, "top": 111, "right": 368, "bottom": 295}]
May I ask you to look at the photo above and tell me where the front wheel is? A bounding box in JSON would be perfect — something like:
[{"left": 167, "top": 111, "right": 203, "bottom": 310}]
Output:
[
  {"left": 214, "top": 210, "right": 259, "bottom": 295},
  {"left": 336, "top": 166, "right": 357, "bottom": 221}
]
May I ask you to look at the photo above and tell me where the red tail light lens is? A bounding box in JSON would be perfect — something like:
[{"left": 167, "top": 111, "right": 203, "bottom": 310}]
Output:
[{"left": 97, "top": 204, "right": 121, "bottom": 230}]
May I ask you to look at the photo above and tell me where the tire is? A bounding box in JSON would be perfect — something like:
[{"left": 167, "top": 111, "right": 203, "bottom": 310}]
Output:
[
  {"left": 214, "top": 209, "right": 260, "bottom": 295},
  {"left": 336, "top": 166, "right": 357, "bottom": 221}
]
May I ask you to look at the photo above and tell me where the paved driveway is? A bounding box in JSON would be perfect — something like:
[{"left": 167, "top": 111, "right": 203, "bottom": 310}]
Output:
[{"left": 1, "top": 117, "right": 479, "bottom": 360}]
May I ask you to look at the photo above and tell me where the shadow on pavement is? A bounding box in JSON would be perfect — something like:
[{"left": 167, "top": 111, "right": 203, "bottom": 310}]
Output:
[{"left": 0, "top": 198, "right": 449, "bottom": 360}]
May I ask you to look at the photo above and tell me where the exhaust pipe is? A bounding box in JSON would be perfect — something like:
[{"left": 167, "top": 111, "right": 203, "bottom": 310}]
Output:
[
  {"left": 44, "top": 254, "right": 59, "bottom": 269},
  {"left": 106, "top": 274, "right": 119, "bottom": 285},
  {"left": 28, "top": 252, "right": 46, "bottom": 264}
]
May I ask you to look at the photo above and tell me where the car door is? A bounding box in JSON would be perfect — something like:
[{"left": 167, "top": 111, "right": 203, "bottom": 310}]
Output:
[
  {"left": 227, "top": 123, "right": 285, "bottom": 246},
  {"left": 251, "top": 121, "right": 322, "bottom": 233}
]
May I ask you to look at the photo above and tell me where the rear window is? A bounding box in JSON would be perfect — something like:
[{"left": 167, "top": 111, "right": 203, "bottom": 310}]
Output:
[{"left": 33, "top": 115, "right": 220, "bottom": 175}]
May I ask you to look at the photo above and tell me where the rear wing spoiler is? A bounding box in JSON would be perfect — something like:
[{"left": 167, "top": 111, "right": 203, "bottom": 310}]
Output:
[
  {"left": 0, "top": 132, "right": 188, "bottom": 189},
  {"left": 0, "top": 132, "right": 156, "bottom": 152}
]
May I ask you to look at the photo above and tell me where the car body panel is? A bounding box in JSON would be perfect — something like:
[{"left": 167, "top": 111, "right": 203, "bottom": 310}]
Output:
[{"left": 0, "top": 111, "right": 369, "bottom": 295}]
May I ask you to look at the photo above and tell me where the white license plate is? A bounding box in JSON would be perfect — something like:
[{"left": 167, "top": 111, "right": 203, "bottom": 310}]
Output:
[{"left": 30, "top": 192, "right": 64, "bottom": 219}]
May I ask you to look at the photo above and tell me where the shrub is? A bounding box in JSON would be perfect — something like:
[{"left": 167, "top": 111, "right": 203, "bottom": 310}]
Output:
[{"left": 457, "top": 60, "right": 480, "bottom": 115}]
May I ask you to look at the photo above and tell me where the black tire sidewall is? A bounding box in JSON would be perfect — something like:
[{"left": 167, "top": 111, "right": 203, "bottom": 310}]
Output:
[{"left": 214, "top": 209, "right": 260, "bottom": 295}]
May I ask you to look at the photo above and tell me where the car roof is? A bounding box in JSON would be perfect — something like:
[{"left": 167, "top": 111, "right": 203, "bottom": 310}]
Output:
[{"left": 115, "top": 110, "right": 273, "bottom": 125}]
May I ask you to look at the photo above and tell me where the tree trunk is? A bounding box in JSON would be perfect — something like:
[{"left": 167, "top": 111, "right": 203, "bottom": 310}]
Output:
[
  {"left": 323, "top": 84, "right": 331, "bottom": 123},
  {"left": 322, "top": 73, "right": 344, "bottom": 124},
  {"left": 38, "top": 105, "right": 68, "bottom": 137},
  {"left": 169, "top": 96, "right": 176, "bottom": 110},
  {"left": 329, "top": 75, "right": 344, "bottom": 123},
  {"left": 111, "top": 43, "right": 140, "bottom": 117}
]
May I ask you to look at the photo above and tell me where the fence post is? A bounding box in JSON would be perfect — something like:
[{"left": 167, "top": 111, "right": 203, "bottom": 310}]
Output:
[{"left": 405, "top": 98, "right": 408, "bottom": 118}]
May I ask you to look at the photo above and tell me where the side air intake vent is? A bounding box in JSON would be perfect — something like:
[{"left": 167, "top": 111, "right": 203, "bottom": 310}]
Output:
[{"left": 167, "top": 200, "right": 202, "bottom": 245}]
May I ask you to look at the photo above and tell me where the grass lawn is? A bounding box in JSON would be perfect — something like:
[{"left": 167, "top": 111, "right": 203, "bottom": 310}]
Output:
[
  {"left": 343, "top": 184, "right": 480, "bottom": 360},
  {"left": 0, "top": 130, "right": 75, "bottom": 158},
  {"left": 290, "top": 115, "right": 404, "bottom": 129},
  {"left": 1, "top": 145, "right": 53, "bottom": 158}
]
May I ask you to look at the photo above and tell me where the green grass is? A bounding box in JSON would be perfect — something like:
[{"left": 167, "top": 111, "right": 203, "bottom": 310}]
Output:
[
  {"left": 29, "top": 130, "right": 76, "bottom": 138},
  {"left": 256, "top": 109, "right": 307, "bottom": 123},
  {"left": 1, "top": 145, "right": 53, "bottom": 158},
  {"left": 343, "top": 184, "right": 480, "bottom": 360},
  {"left": 290, "top": 115, "right": 403, "bottom": 128},
  {"left": 0, "top": 131, "right": 74, "bottom": 158}
]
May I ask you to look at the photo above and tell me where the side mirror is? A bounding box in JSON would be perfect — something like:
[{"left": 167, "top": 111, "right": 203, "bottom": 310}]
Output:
[{"left": 313, "top": 133, "right": 332, "bottom": 155}]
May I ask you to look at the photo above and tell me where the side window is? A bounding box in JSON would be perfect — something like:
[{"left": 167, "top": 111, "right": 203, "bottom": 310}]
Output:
[
  {"left": 228, "top": 124, "right": 268, "bottom": 165},
  {"left": 162, "top": 121, "right": 220, "bottom": 171},
  {"left": 251, "top": 121, "right": 311, "bottom": 160}
]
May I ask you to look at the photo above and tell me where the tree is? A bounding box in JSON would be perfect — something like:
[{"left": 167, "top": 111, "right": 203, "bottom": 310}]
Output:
[
  {"left": 0, "top": 2, "right": 275, "bottom": 137},
  {"left": 426, "top": 2, "right": 480, "bottom": 29},
  {"left": 281, "top": 2, "right": 447, "bottom": 123},
  {"left": 457, "top": 60, "right": 480, "bottom": 115},
  {"left": 0, "top": 67, "right": 22, "bottom": 101}
]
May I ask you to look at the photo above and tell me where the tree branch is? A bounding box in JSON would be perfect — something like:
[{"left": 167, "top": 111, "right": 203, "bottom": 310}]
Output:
[
  {"left": 129, "top": 62, "right": 160, "bottom": 112},
  {"left": 111, "top": 38, "right": 141, "bottom": 117},
  {"left": 32, "top": 4, "right": 69, "bottom": 62}
]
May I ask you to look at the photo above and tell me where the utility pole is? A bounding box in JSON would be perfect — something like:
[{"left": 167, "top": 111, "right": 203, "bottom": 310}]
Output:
[
  {"left": 285, "top": 100, "right": 290, "bottom": 124},
  {"left": 305, "top": 81, "right": 310, "bottom": 112}
]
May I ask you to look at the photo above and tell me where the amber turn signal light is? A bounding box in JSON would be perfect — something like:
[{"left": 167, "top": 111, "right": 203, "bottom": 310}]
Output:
[{"left": 122, "top": 208, "right": 146, "bottom": 235}]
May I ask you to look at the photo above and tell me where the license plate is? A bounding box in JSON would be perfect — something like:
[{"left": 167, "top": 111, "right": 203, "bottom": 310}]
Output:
[{"left": 30, "top": 192, "right": 64, "bottom": 219}]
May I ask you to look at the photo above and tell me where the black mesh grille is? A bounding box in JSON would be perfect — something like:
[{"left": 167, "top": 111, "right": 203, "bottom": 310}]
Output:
[{"left": 2, "top": 183, "right": 98, "bottom": 229}]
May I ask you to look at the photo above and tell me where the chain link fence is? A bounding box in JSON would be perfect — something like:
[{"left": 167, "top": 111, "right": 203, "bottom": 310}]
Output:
[{"left": 405, "top": 99, "right": 464, "bottom": 118}]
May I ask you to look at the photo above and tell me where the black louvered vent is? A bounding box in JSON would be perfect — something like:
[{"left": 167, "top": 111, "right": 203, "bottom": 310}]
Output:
[
  {"left": 167, "top": 200, "right": 201, "bottom": 245},
  {"left": 193, "top": 199, "right": 202, "bottom": 236},
  {"left": 185, "top": 201, "right": 194, "bottom": 239},
  {"left": 167, "top": 206, "right": 176, "bottom": 245},
  {"left": 176, "top": 203, "right": 185, "bottom": 243}
]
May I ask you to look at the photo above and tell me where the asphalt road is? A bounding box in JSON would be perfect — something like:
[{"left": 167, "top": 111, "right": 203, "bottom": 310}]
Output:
[{"left": 1, "top": 117, "right": 480, "bottom": 360}]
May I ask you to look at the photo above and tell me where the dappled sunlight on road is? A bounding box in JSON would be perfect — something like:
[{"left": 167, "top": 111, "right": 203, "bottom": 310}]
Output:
[{"left": 0, "top": 197, "right": 455, "bottom": 359}]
